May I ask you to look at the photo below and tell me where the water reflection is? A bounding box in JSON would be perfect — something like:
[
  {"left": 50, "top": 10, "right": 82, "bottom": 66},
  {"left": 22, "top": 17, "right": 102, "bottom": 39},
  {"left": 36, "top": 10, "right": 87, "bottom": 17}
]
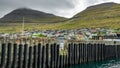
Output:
[{"left": 70, "top": 59, "right": 120, "bottom": 68}]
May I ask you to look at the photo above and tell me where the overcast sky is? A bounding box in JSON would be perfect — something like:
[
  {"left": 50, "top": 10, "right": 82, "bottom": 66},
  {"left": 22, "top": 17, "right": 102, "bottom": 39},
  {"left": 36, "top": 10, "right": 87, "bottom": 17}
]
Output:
[{"left": 0, "top": 0, "right": 120, "bottom": 18}]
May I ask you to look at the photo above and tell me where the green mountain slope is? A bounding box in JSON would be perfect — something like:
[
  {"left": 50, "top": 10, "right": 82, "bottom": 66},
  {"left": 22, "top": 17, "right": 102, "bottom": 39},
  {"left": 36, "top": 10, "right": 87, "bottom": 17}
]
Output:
[
  {"left": 0, "top": 2, "right": 120, "bottom": 33},
  {"left": 59, "top": 2, "right": 120, "bottom": 29}
]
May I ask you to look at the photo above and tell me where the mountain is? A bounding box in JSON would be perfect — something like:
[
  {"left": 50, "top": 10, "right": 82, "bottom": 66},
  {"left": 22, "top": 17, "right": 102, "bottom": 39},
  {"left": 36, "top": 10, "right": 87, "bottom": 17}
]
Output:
[
  {"left": 0, "top": 8, "right": 66, "bottom": 23},
  {"left": 58, "top": 2, "right": 120, "bottom": 29},
  {"left": 0, "top": 2, "right": 120, "bottom": 33}
]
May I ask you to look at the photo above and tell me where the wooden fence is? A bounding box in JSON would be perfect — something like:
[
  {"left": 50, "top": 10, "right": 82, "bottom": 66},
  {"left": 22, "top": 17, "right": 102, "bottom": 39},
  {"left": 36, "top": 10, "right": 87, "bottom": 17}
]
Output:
[{"left": 0, "top": 42, "right": 120, "bottom": 68}]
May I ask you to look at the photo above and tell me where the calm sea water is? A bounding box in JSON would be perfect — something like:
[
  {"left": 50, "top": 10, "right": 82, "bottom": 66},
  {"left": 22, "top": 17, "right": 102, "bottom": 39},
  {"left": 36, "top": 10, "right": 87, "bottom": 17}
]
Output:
[{"left": 70, "top": 59, "right": 120, "bottom": 68}]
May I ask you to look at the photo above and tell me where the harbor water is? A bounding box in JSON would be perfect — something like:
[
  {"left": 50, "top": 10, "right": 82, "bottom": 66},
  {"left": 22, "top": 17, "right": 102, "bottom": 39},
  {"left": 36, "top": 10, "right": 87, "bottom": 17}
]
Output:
[{"left": 70, "top": 59, "right": 120, "bottom": 68}]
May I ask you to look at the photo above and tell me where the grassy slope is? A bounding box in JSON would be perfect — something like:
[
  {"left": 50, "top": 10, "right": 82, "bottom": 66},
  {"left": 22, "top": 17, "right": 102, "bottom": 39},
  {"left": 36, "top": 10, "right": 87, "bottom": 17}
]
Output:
[
  {"left": 60, "top": 3, "right": 120, "bottom": 29},
  {"left": 0, "top": 3, "right": 120, "bottom": 33}
]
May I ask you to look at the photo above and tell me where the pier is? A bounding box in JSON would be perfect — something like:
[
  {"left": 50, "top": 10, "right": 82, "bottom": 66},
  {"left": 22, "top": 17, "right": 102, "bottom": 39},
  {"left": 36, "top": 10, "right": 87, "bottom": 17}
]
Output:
[{"left": 0, "top": 39, "right": 120, "bottom": 68}]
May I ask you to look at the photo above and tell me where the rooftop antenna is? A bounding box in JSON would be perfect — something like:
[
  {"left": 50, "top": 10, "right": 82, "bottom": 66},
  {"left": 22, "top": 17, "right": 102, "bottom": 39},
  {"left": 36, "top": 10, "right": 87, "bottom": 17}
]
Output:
[{"left": 22, "top": 17, "right": 25, "bottom": 35}]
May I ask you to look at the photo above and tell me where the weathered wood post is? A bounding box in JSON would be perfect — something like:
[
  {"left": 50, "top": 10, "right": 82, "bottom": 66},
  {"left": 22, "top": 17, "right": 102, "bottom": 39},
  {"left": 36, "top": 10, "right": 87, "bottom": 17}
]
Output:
[
  {"left": 91, "top": 44, "right": 94, "bottom": 61},
  {"left": 54, "top": 43, "right": 57, "bottom": 68},
  {"left": 65, "top": 55, "right": 68, "bottom": 68},
  {"left": 86, "top": 43, "right": 88, "bottom": 62},
  {"left": 50, "top": 43, "right": 57, "bottom": 68},
  {"left": 6, "top": 43, "right": 12, "bottom": 68},
  {"left": 68, "top": 43, "right": 72, "bottom": 65},
  {"left": 73, "top": 43, "right": 75, "bottom": 65},
  {"left": 0, "top": 43, "right": 6, "bottom": 68},
  {"left": 115, "top": 45, "right": 118, "bottom": 59},
  {"left": 28, "top": 46, "right": 33, "bottom": 68},
  {"left": 97, "top": 43, "right": 99, "bottom": 61},
  {"left": 50, "top": 44, "right": 53, "bottom": 68},
  {"left": 41, "top": 46, "right": 46, "bottom": 68},
  {"left": 117, "top": 45, "right": 120, "bottom": 58},
  {"left": 93, "top": 43, "right": 96, "bottom": 62},
  {"left": 105, "top": 45, "right": 108, "bottom": 60},
  {"left": 101, "top": 44, "right": 104, "bottom": 61},
  {"left": 103, "top": 44, "right": 105, "bottom": 60},
  {"left": 76, "top": 43, "right": 79, "bottom": 64},
  {"left": 56, "top": 44, "right": 60, "bottom": 68},
  {"left": 62, "top": 55, "right": 64, "bottom": 68},
  {"left": 45, "top": 44, "right": 49, "bottom": 68},
  {"left": 89, "top": 43, "right": 92, "bottom": 62},
  {"left": 87, "top": 43, "right": 90, "bottom": 62},
  {"left": 59, "top": 55, "right": 62, "bottom": 68},
  {"left": 37, "top": 43, "right": 42, "bottom": 68},
  {"left": 33, "top": 45, "right": 38, "bottom": 68},
  {"left": 112, "top": 45, "right": 114, "bottom": 59},
  {"left": 11, "top": 43, "right": 18, "bottom": 68},
  {"left": 95, "top": 43, "right": 98, "bottom": 62},
  {"left": 18, "top": 44, "right": 23, "bottom": 68},
  {"left": 99, "top": 43, "right": 102, "bottom": 61},
  {"left": 83, "top": 43, "right": 86, "bottom": 63},
  {"left": 81, "top": 43, "right": 84, "bottom": 63},
  {"left": 67, "top": 43, "right": 70, "bottom": 67},
  {"left": 74, "top": 43, "right": 77, "bottom": 64},
  {"left": 63, "top": 55, "right": 65, "bottom": 68},
  {"left": 71, "top": 43, "right": 75, "bottom": 65},
  {"left": 22, "top": 44, "right": 28, "bottom": 68},
  {"left": 78, "top": 43, "right": 81, "bottom": 64}
]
